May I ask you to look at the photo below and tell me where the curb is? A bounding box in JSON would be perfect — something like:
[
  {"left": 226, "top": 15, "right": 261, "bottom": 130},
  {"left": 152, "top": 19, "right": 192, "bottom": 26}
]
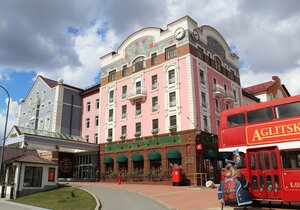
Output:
[{"left": 72, "top": 186, "right": 101, "bottom": 210}]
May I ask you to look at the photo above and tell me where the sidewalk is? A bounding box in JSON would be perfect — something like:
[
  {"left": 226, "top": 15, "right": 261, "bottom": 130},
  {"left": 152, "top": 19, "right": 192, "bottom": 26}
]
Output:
[
  {"left": 74, "top": 182, "right": 297, "bottom": 210},
  {"left": 0, "top": 198, "right": 50, "bottom": 210},
  {"left": 73, "top": 182, "right": 229, "bottom": 210}
]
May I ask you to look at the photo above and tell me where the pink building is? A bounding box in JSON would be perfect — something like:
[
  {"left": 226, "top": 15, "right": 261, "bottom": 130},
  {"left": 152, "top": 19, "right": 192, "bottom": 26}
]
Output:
[{"left": 98, "top": 16, "right": 242, "bottom": 183}]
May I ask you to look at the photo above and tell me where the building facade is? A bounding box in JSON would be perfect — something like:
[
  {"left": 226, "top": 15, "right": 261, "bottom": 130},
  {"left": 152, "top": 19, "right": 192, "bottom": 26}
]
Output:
[{"left": 98, "top": 16, "right": 242, "bottom": 183}]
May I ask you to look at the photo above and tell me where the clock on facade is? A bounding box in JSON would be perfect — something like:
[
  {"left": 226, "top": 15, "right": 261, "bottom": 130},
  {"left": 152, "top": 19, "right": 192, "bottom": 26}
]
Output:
[
  {"left": 174, "top": 27, "right": 185, "bottom": 40},
  {"left": 193, "top": 28, "right": 199, "bottom": 41}
]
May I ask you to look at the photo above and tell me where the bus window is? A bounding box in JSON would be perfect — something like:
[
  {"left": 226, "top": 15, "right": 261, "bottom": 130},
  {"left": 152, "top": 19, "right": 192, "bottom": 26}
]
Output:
[
  {"left": 227, "top": 113, "right": 245, "bottom": 127},
  {"left": 271, "top": 152, "right": 278, "bottom": 170},
  {"left": 252, "top": 175, "right": 258, "bottom": 190},
  {"left": 267, "top": 175, "right": 272, "bottom": 191},
  {"left": 247, "top": 107, "right": 273, "bottom": 124},
  {"left": 275, "top": 101, "right": 300, "bottom": 119},
  {"left": 260, "top": 175, "right": 265, "bottom": 191},
  {"left": 281, "top": 150, "right": 300, "bottom": 169},
  {"left": 274, "top": 175, "right": 280, "bottom": 192},
  {"left": 264, "top": 152, "right": 270, "bottom": 170},
  {"left": 257, "top": 153, "right": 263, "bottom": 170},
  {"left": 250, "top": 154, "right": 256, "bottom": 170},
  {"left": 239, "top": 152, "right": 246, "bottom": 168}
]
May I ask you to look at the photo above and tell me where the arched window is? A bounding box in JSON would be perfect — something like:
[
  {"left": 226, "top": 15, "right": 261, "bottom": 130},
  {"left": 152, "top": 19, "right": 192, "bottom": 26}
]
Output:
[
  {"left": 214, "top": 56, "right": 222, "bottom": 72},
  {"left": 133, "top": 56, "right": 145, "bottom": 72}
]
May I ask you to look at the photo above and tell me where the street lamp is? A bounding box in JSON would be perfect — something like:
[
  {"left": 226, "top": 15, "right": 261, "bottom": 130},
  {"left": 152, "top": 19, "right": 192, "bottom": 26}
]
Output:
[{"left": 0, "top": 85, "right": 10, "bottom": 189}]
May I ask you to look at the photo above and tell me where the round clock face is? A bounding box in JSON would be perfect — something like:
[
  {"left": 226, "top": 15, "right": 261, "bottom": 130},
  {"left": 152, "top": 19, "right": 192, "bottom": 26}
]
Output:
[
  {"left": 174, "top": 27, "right": 185, "bottom": 40},
  {"left": 193, "top": 29, "right": 199, "bottom": 41}
]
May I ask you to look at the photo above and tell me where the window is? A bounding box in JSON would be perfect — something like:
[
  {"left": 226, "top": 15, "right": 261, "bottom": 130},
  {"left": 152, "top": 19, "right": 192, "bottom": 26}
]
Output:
[
  {"left": 264, "top": 152, "right": 270, "bottom": 170},
  {"left": 38, "top": 118, "right": 44, "bottom": 130},
  {"left": 275, "top": 101, "right": 300, "bottom": 119},
  {"left": 228, "top": 113, "right": 245, "bottom": 126},
  {"left": 94, "top": 133, "right": 98, "bottom": 144},
  {"left": 152, "top": 119, "right": 159, "bottom": 130},
  {"left": 224, "top": 84, "right": 227, "bottom": 95},
  {"left": 201, "top": 92, "right": 207, "bottom": 107},
  {"left": 151, "top": 75, "right": 158, "bottom": 90},
  {"left": 213, "top": 78, "right": 217, "bottom": 89},
  {"left": 214, "top": 57, "right": 222, "bottom": 72},
  {"left": 271, "top": 152, "right": 278, "bottom": 170},
  {"left": 121, "top": 125, "right": 127, "bottom": 135},
  {"left": 133, "top": 56, "right": 145, "bottom": 72},
  {"left": 107, "top": 128, "right": 113, "bottom": 139},
  {"left": 215, "top": 99, "right": 220, "bottom": 113},
  {"left": 45, "top": 117, "right": 50, "bottom": 130},
  {"left": 136, "top": 101, "right": 141, "bottom": 115},
  {"left": 24, "top": 166, "right": 42, "bottom": 187},
  {"left": 203, "top": 115, "right": 208, "bottom": 131},
  {"left": 151, "top": 52, "right": 157, "bottom": 65},
  {"left": 136, "top": 81, "right": 142, "bottom": 94},
  {"left": 48, "top": 168, "right": 55, "bottom": 182},
  {"left": 86, "top": 118, "right": 90, "bottom": 128},
  {"left": 233, "top": 89, "right": 237, "bottom": 102},
  {"left": 87, "top": 102, "right": 91, "bottom": 112},
  {"left": 109, "top": 90, "right": 114, "bottom": 103},
  {"left": 200, "top": 70, "right": 205, "bottom": 85},
  {"left": 250, "top": 154, "right": 256, "bottom": 170},
  {"left": 152, "top": 96, "right": 158, "bottom": 112},
  {"left": 170, "top": 115, "right": 177, "bottom": 128},
  {"left": 109, "top": 109, "right": 114, "bottom": 122},
  {"left": 281, "top": 150, "right": 300, "bottom": 169},
  {"left": 122, "top": 105, "right": 127, "bottom": 119},
  {"left": 122, "top": 85, "right": 127, "bottom": 99},
  {"left": 169, "top": 92, "right": 176, "bottom": 107},
  {"left": 108, "top": 70, "right": 116, "bottom": 82},
  {"left": 95, "top": 115, "right": 99, "bottom": 126},
  {"left": 247, "top": 107, "right": 273, "bottom": 124},
  {"left": 197, "top": 47, "right": 204, "bottom": 60},
  {"left": 168, "top": 69, "right": 175, "bottom": 84},
  {"left": 252, "top": 175, "right": 258, "bottom": 190},
  {"left": 122, "top": 65, "right": 128, "bottom": 77},
  {"left": 226, "top": 104, "right": 229, "bottom": 110},
  {"left": 135, "top": 122, "right": 141, "bottom": 133},
  {"left": 165, "top": 45, "right": 177, "bottom": 60},
  {"left": 96, "top": 99, "right": 100, "bottom": 109},
  {"left": 85, "top": 135, "right": 89, "bottom": 142}
]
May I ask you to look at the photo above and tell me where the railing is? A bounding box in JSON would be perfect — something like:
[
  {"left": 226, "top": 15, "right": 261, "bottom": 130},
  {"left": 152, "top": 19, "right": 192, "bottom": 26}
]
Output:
[
  {"left": 152, "top": 105, "right": 159, "bottom": 112},
  {"left": 135, "top": 109, "right": 141, "bottom": 116},
  {"left": 127, "top": 88, "right": 147, "bottom": 101},
  {"left": 169, "top": 101, "right": 176, "bottom": 107},
  {"left": 212, "top": 84, "right": 225, "bottom": 98},
  {"left": 151, "top": 82, "right": 158, "bottom": 90},
  {"left": 224, "top": 91, "right": 235, "bottom": 103},
  {"left": 169, "top": 77, "right": 175, "bottom": 84},
  {"left": 121, "top": 113, "right": 127, "bottom": 119}
]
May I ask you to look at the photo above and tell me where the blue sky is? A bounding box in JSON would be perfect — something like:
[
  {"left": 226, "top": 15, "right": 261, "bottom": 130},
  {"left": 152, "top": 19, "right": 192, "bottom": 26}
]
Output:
[{"left": 1, "top": 0, "right": 300, "bottom": 137}]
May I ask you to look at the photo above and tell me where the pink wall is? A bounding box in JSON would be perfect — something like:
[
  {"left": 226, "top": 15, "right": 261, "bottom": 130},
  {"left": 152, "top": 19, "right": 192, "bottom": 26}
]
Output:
[{"left": 81, "top": 91, "right": 100, "bottom": 143}]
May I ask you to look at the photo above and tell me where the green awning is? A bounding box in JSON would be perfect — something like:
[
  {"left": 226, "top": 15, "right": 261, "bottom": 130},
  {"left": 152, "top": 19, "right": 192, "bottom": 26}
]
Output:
[
  {"left": 218, "top": 152, "right": 231, "bottom": 160},
  {"left": 167, "top": 149, "right": 181, "bottom": 159},
  {"left": 103, "top": 156, "right": 114, "bottom": 164},
  {"left": 132, "top": 152, "right": 144, "bottom": 162},
  {"left": 117, "top": 154, "right": 128, "bottom": 163},
  {"left": 204, "top": 149, "right": 216, "bottom": 159},
  {"left": 148, "top": 151, "right": 161, "bottom": 161}
]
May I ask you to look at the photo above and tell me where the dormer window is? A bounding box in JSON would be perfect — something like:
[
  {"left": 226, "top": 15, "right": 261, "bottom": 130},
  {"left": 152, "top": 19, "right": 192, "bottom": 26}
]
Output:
[{"left": 133, "top": 56, "right": 145, "bottom": 72}]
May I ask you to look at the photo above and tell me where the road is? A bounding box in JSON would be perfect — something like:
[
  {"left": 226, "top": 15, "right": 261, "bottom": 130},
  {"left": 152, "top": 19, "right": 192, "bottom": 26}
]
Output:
[{"left": 76, "top": 185, "right": 171, "bottom": 210}]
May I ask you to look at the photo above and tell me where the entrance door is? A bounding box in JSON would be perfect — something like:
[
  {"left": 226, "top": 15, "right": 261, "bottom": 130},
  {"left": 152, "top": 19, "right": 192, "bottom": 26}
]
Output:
[{"left": 248, "top": 147, "right": 282, "bottom": 200}]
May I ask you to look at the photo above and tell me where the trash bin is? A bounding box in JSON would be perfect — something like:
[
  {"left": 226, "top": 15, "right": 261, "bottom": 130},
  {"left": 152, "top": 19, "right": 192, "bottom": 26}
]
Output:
[{"left": 172, "top": 168, "right": 181, "bottom": 186}]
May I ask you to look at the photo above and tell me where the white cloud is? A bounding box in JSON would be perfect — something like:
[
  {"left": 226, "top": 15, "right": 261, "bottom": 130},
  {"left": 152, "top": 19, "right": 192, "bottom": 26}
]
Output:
[
  {"left": 37, "top": 20, "right": 120, "bottom": 88},
  {"left": 0, "top": 98, "right": 18, "bottom": 139}
]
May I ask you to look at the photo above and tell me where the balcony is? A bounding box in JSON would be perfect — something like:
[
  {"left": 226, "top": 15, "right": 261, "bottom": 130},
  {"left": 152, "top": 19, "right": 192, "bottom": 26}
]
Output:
[
  {"left": 212, "top": 84, "right": 225, "bottom": 98},
  {"left": 224, "top": 92, "right": 235, "bottom": 104},
  {"left": 127, "top": 87, "right": 147, "bottom": 102}
]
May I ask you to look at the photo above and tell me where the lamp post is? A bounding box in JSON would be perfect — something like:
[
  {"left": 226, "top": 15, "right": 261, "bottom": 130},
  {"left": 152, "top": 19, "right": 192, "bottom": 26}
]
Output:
[{"left": 0, "top": 85, "right": 10, "bottom": 188}]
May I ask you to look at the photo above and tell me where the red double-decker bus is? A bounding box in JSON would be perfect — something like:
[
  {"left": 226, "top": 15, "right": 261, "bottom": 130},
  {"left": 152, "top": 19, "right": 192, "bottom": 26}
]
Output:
[{"left": 218, "top": 95, "right": 300, "bottom": 203}]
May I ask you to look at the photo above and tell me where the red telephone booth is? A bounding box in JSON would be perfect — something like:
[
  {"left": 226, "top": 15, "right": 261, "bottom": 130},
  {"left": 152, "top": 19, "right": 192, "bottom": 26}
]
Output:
[{"left": 172, "top": 168, "right": 182, "bottom": 186}]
